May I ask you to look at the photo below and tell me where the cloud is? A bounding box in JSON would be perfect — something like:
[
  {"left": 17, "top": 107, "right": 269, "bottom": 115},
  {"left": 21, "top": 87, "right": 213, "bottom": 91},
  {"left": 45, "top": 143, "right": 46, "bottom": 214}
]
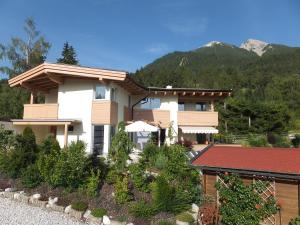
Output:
[
  {"left": 164, "top": 17, "right": 208, "bottom": 36},
  {"left": 145, "top": 43, "right": 169, "bottom": 54}
]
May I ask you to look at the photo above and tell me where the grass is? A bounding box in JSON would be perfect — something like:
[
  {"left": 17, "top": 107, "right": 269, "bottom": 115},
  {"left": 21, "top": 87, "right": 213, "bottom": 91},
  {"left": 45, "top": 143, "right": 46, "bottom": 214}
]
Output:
[
  {"left": 71, "top": 201, "right": 88, "bottom": 211},
  {"left": 175, "top": 212, "right": 194, "bottom": 223},
  {"left": 91, "top": 208, "right": 107, "bottom": 218}
]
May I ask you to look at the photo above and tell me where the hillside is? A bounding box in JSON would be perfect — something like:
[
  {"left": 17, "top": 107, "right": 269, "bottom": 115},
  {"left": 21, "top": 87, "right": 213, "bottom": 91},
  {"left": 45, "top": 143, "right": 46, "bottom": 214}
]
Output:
[{"left": 133, "top": 39, "right": 300, "bottom": 133}]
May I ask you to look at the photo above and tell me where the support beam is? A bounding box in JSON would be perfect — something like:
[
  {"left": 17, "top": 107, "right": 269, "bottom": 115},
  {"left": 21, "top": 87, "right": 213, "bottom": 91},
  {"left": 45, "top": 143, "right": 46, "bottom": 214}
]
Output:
[
  {"left": 173, "top": 91, "right": 177, "bottom": 95},
  {"left": 64, "top": 123, "right": 69, "bottom": 148},
  {"left": 47, "top": 73, "right": 64, "bottom": 84},
  {"left": 30, "top": 92, "right": 34, "bottom": 104}
]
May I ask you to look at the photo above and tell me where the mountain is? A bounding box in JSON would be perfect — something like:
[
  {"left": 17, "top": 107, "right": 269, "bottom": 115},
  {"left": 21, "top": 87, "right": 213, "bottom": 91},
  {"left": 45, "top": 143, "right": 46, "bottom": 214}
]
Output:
[{"left": 133, "top": 39, "right": 300, "bottom": 124}]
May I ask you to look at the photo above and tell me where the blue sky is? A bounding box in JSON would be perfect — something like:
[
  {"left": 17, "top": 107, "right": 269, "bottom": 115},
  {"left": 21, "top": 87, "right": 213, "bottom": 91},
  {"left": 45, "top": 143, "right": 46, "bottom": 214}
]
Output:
[{"left": 0, "top": 0, "right": 300, "bottom": 78}]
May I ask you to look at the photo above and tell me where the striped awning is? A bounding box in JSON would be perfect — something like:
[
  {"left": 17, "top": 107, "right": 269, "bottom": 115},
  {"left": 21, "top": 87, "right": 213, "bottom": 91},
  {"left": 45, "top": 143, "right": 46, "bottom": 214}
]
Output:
[{"left": 180, "top": 126, "right": 218, "bottom": 134}]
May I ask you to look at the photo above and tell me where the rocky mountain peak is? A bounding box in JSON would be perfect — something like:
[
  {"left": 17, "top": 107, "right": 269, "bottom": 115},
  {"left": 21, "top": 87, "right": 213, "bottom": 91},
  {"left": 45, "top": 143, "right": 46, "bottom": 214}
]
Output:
[{"left": 240, "top": 39, "right": 269, "bottom": 56}]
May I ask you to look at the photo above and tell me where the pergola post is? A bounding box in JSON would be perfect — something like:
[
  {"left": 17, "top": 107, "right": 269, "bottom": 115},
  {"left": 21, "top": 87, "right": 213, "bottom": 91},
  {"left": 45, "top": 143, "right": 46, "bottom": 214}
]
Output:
[
  {"left": 64, "top": 123, "right": 69, "bottom": 148},
  {"left": 30, "top": 92, "right": 34, "bottom": 104}
]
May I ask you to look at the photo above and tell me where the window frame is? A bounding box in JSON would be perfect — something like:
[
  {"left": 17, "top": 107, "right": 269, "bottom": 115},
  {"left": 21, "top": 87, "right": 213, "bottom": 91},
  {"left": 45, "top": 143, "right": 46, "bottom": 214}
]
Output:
[{"left": 94, "top": 84, "right": 107, "bottom": 100}]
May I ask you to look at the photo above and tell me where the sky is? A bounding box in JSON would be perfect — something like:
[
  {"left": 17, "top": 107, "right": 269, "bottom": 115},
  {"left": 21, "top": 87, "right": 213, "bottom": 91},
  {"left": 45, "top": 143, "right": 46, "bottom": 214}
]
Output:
[{"left": 0, "top": 0, "right": 300, "bottom": 79}]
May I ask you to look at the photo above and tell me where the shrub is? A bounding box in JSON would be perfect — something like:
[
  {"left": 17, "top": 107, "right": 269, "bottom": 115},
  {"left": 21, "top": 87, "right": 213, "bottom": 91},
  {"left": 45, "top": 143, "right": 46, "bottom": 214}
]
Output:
[
  {"left": 154, "top": 151, "right": 168, "bottom": 170},
  {"left": 114, "top": 176, "right": 132, "bottom": 204},
  {"left": 21, "top": 164, "right": 42, "bottom": 188},
  {"left": 2, "top": 127, "right": 38, "bottom": 178},
  {"left": 129, "top": 163, "right": 149, "bottom": 192},
  {"left": 248, "top": 134, "right": 269, "bottom": 147},
  {"left": 129, "top": 200, "right": 156, "bottom": 219},
  {"left": 141, "top": 141, "right": 159, "bottom": 165},
  {"left": 290, "top": 216, "right": 300, "bottom": 225},
  {"left": 71, "top": 201, "right": 88, "bottom": 211},
  {"left": 157, "top": 221, "right": 175, "bottom": 225},
  {"left": 106, "top": 166, "right": 119, "bottom": 184},
  {"left": 84, "top": 169, "right": 101, "bottom": 197},
  {"left": 175, "top": 212, "right": 194, "bottom": 223},
  {"left": 91, "top": 208, "right": 107, "bottom": 218},
  {"left": 292, "top": 134, "right": 300, "bottom": 148},
  {"left": 40, "top": 135, "right": 60, "bottom": 154}
]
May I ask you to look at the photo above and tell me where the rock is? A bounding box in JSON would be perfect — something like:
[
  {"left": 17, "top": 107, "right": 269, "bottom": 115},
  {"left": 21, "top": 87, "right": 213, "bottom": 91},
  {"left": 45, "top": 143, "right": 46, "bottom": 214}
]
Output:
[
  {"left": 13, "top": 193, "right": 20, "bottom": 200},
  {"left": 69, "top": 208, "right": 85, "bottom": 220},
  {"left": 3, "top": 191, "right": 15, "bottom": 199},
  {"left": 191, "top": 203, "right": 199, "bottom": 213},
  {"left": 103, "top": 215, "right": 111, "bottom": 225},
  {"left": 83, "top": 209, "right": 91, "bottom": 219},
  {"left": 51, "top": 204, "right": 65, "bottom": 213},
  {"left": 176, "top": 221, "right": 189, "bottom": 225},
  {"left": 65, "top": 205, "right": 72, "bottom": 214},
  {"left": 48, "top": 197, "right": 58, "bottom": 206},
  {"left": 32, "top": 193, "right": 41, "bottom": 199},
  {"left": 110, "top": 221, "right": 125, "bottom": 225},
  {"left": 18, "top": 194, "right": 30, "bottom": 204},
  {"left": 19, "top": 191, "right": 25, "bottom": 195},
  {"left": 29, "top": 197, "right": 48, "bottom": 208},
  {"left": 126, "top": 223, "right": 134, "bottom": 225},
  {"left": 5, "top": 188, "right": 13, "bottom": 192}
]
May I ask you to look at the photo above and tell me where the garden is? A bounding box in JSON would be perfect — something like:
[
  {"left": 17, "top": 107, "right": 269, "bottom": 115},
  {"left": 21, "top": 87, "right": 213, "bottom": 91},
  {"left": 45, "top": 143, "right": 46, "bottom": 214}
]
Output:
[{"left": 0, "top": 122, "right": 201, "bottom": 225}]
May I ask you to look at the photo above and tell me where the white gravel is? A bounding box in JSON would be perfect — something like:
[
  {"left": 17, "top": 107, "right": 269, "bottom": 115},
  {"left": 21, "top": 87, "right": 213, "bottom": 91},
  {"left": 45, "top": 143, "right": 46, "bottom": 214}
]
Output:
[{"left": 0, "top": 197, "right": 85, "bottom": 225}]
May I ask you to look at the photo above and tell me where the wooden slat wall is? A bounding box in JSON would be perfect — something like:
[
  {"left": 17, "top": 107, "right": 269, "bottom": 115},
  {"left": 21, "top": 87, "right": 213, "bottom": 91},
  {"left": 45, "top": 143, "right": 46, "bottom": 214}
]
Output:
[
  {"left": 124, "top": 106, "right": 132, "bottom": 121},
  {"left": 133, "top": 109, "right": 170, "bottom": 128},
  {"left": 91, "top": 101, "right": 118, "bottom": 125},
  {"left": 275, "top": 181, "right": 299, "bottom": 225},
  {"left": 177, "top": 111, "right": 218, "bottom": 126},
  {"left": 23, "top": 104, "right": 58, "bottom": 119}
]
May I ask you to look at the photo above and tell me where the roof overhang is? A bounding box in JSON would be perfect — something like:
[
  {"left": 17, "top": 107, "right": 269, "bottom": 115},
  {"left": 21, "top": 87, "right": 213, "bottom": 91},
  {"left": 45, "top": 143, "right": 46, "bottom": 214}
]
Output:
[
  {"left": 11, "top": 119, "right": 80, "bottom": 126},
  {"left": 180, "top": 126, "right": 218, "bottom": 134}
]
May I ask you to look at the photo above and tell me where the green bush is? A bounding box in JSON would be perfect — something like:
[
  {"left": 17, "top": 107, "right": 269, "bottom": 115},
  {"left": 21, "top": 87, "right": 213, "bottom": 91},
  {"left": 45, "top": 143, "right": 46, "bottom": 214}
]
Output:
[
  {"left": 248, "top": 135, "right": 269, "bottom": 147},
  {"left": 91, "top": 208, "right": 107, "bottom": 218},
  {"left": 290, "top": 216, "right": 300, "bottom": 225},
  {"left": 129, "top": 163, "right": 149, "bottom": 192},
  {"left": 154, "top": 151, "right": 168, "bottom": 170},
  {"left": 106, "top": 166, "right": 119, "bottom": 184},
  {"left": 71, "top": 201, "right": 88, "bottom": 211},
  {"left": 129, "top": 200, "right": 156, "bottom": 219},
  {"left": 292, "top": 134, "right": 300, "bottom": 148},
  {"left": 84, "top": 169, "right": 101, "bottom": 197},
  {"left": 21, "top": 164, "right": 42, "bottom": 188},
  {"left": 157, "top": 221, "right": 175, "bottom": 225},
  {"left": 2, "top": 127, "right": 39, "bottom": 178},
  {"left": 114, "top": 176, "right": 132, "bottom": 204},
  {"left": 40, "top": 135, "right": 60, "bottom": 154},
  {"left": 141, "top": 141, "right": 159, "bottom": 165},
  {"left": 175, "top": 212, "right": 194, "bottom": 223}
]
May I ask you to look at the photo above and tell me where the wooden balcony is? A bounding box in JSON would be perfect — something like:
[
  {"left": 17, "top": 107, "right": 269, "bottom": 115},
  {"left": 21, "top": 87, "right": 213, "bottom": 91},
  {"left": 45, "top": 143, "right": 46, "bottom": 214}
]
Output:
[
  {"left": 91, "top": 101, "right": 118, "bottom": 125},
  {"left": 23, "top": 104, "right": 58, "bottom": 119},
  {"left": 177, "top": 111, "right": 218, "bottom": 126},
  {"left": 133, "top": 109, "right": 170, "bottom": 128}
]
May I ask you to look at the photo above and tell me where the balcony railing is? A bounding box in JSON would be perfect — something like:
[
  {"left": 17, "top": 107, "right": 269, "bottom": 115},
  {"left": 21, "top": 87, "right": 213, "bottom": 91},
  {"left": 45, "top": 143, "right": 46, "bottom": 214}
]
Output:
[
  {"left": 91, "top": 101, "right": 118, "bottom": 125},
  {"left": 23, "top": 104, "right": 58, "bottom": 119},
  {"left": 177, "top": 111, "right": 218, "bottom": 126},
  {"left": 133, "top": 109, "right": 170, "bottom": 128}
]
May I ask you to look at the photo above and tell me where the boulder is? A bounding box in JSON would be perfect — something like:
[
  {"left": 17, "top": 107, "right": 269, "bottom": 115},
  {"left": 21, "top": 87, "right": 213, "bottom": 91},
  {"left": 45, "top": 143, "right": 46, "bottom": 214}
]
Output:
[
  {"left": 103, "top": 215, "right": 111, "bottom": 225},
  {"left": 69, "top": 208, "right": 85, "bottom": 220},
  {"left": 48, "top": 197, "right": 58, "bottom": 207},
  {"left": 176, "top": 221, "right": 189, "bottom": 225},
  {"left": 32, "top": 193, "right": 41, "bottom": 199},
  {"left": 65, "top": 205, "right": 72, "bottom": 214}
]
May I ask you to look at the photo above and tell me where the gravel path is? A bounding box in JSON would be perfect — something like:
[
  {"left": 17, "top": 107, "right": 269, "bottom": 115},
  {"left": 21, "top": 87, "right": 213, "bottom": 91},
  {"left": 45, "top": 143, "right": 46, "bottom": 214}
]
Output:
[{"left": 0, "top": 197, "right": 85, "bottom": 225}]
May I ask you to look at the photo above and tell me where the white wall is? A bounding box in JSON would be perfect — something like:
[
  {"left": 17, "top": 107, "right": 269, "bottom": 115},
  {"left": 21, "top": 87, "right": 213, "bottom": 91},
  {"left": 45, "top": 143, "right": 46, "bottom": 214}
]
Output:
[
  {"left": 45, "top": 89, "right": 58, "bottom": 104},
  {"left": 110, "top": 83, "right": 130, "bottom": 123},
  {"left": 56, "top": 79, "right": 94, "bottom": 153}
]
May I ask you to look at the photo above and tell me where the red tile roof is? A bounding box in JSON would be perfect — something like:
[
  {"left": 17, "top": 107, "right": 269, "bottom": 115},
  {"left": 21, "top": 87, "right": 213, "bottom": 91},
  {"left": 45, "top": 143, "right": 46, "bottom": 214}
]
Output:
[{"left": 192, "top": 146, "right": 300, "bottom": 175}]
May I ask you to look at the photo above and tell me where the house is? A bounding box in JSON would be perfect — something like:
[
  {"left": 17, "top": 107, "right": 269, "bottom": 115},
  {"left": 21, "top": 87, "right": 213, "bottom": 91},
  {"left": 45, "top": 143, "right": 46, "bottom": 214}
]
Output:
[
  {"left": 192, "top": 145, "right": 300, "bottom": 225},
  {"left": 8, "top": 62, "right": 231, "bottom": 155}
]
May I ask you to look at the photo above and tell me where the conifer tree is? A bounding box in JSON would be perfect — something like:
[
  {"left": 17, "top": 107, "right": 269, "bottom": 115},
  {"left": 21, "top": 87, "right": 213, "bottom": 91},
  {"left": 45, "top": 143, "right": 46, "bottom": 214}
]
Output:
[{"left": 57, "top": 42, "right": 79, "bottom": 65}]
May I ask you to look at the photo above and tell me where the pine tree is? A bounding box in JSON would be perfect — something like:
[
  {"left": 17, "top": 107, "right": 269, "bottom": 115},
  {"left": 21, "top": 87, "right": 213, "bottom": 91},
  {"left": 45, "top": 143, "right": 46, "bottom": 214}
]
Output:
[{"left": 57, "top": 42, "right": 79, "bottom": 65}]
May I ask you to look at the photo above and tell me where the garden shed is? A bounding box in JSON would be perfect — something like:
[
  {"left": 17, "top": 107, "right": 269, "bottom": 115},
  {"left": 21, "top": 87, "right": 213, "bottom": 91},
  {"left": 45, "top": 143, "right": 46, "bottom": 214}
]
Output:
[{"left": 192, "top": 145, "right": 300, "bottom": 225}]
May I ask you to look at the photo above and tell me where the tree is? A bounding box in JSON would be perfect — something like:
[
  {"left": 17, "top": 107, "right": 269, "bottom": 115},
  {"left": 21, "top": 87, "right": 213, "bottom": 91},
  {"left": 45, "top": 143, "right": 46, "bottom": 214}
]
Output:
[
  {"left": 0, "top": 18, "right": 51, "bottom": 120},
  {"left": 57, "top": 42, "right": 79, "bottom": 65},
  {"left": 1, "top": 17, "right": 51, "bottom": 78}
]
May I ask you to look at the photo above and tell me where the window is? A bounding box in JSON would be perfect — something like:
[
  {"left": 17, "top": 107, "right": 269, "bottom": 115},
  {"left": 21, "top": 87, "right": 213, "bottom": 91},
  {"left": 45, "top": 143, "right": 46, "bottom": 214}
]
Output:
[
  {"left": 68, "top": 125, "right": 74, "bottom": 132},
  {"left": 111, "top": 88, "right": 117, "bottom": 101},
  {"left": 196, "top": 102, "right": 207, "bottom": 111},
  {"left": 95, "top": 85, "right": 106, "bottom": 99},
  {"left": 178, "top": 102, "right": 185, "bottom": 111},
  {"left": 140, "top": 98, "right": 161, "bottom": 110},
  {"left": 93, "top": 125, "right": 104, "bottom": 155}
]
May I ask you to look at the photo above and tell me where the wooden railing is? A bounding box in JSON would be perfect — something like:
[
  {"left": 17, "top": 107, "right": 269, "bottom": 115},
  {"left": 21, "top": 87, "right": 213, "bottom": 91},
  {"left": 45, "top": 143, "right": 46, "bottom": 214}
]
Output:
[
  {"left": 23, "top": 104, "right": 58, "bottom": 119},
  {"left": 91, "top": 101, "right": 118, "bottom": 125},
  {"left": 133, "top": 109, "right": 170, "bottom": 128},
  {"left": 177, "top": 111, "right": 218, "bottom": 126}
]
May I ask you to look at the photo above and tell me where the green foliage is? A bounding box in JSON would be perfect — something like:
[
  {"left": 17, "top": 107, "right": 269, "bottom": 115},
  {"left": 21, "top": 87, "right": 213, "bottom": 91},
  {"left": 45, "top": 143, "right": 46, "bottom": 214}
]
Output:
[
  {"left": 140, "top": 141, "right": 159, "bottom": 165},
  {"left": 157, "top": 221, "right": 175, "bottom": 225},
  {"left": 215, "top": 174, "right": 278, "bottom": 225},
  {"left": 1, "top": 127, "right": 38, "bottom": 178},
  {"left": 71, "top": 201, "right": 88, "bottom": 211},
  {"left": 248, "top": 134, "right": 269, "bottom": 147},
  {"left": 175, "top": 212, "right": 195, "bottom": 223},
  {"left": 84, "top": 169, "right": 101, "bottom": 197},
  {"left": 114, "top": 176, "right": 132, "bottom": 204},
  {"left": 289, "top": 216, "right": 300, "bottom": 225},
  {"left": 292, "top": 134, "right": 300, "bottom": 148},
  {"left": 154, "top": 151, "right": 168, "bottom": 170},
  {"left": 106, "top": 166, "right": 119, "bottom": 184},
  {"left": 57, "top": 42, "right": 79, "bottom": 65},
  {"left": 21, "top": 164, "right": 42, "bottom": 188},
  {"left": 129, "top": 163, "right": 150, "bottom": 192},
  {"left": 109, "top": 122, "right": 134, "bottom": 172},
  {"left": 0, "top": 126, "right": 14, "bottom": 151},
  {"left": 91, "top": 208, "right": 107, "bottom": 218},
  {"left": 129, "top": 200, "right": 156, "bottom": 219},
  {"left": 38, "top": 141, "right": 88, "bottom": 188},
  {"left": 40, "top": 135, "right": 60, "bottom": 154}
]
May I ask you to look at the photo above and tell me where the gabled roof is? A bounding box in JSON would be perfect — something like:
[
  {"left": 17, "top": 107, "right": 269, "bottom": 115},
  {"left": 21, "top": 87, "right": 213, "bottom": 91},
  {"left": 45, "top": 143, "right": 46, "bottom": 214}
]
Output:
[{"left": 192, "top": 146, "right": 300, "bottom": 177}]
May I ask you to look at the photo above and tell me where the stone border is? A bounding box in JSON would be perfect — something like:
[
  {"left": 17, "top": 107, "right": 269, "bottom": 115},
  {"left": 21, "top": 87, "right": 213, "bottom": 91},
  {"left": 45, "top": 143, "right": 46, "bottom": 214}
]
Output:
[{"left": 0, "top": 188, "right": 128, "bottom": 225}]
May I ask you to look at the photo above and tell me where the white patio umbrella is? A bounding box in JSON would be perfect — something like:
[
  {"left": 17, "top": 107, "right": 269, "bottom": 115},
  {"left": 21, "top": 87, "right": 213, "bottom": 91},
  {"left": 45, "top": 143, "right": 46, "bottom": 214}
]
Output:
[{"left": 125, "top": 121, "right": 159, "bottom": 132}]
